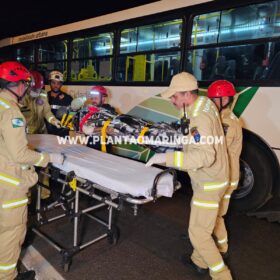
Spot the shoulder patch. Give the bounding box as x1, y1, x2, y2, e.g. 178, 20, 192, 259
12, 117, 25, 128
36, 98, 44, 106
191, 127, 201, 143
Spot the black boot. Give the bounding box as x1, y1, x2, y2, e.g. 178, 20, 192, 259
181, 254, 208, 274
15, 270, 36, 280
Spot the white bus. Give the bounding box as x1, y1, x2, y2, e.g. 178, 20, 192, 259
0, 0, 279, 212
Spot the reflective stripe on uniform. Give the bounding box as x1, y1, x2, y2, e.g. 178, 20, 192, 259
48, 116, 55, 123
230, 181, 239, 187
218, 238, 227, 244
193, 200, 219, 209
0, 262, 17, 271
192, 97, 205, 117
0, 98, 10, 109
2, 198, 28, 209
34, 153, 45, 166
0, 172, 20, 186
50, 105, 61, 109
224, 194, 231, 199
39, 93, 47, 97
174, 151, 183, 168
209, 261, 225, 273
203, 181, 228, 191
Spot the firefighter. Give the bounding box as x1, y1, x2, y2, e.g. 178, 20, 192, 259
23, 70, 61, 134
46, 70, 73, 137
207, 80, 242, 256
85, 85, 116, 113
146, 72, 232, 280
0, 61, 64, 280
86, 86, 116, 152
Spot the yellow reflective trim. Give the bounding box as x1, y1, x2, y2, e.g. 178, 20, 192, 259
192, 96, 205, 117
0, 262, 17, 271
101, 120, 111, 153
2, 198, 28, 209
0, 98, 10, 109
39, 93, 47, 97
138, 127, 149, 144
174, 151, 183, 168
203, 181, 228, 191
193, 200, 219, 209
209, 261, 225, 273
218, 238, 227, 244
224, 194, 231, 199
0, 172, 20, 186
34, 153, 45, 166
230, 181, 239, 187
48, 116, 55, 123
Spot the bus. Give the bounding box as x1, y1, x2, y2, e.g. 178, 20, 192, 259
0, 0, 279, 213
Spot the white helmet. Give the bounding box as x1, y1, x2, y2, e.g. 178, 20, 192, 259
48, 70, 64, 82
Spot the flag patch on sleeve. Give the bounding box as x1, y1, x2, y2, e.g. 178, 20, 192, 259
12, 117, 24, 128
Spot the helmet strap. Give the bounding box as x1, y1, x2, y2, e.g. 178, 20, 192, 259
5, 85, 29, 103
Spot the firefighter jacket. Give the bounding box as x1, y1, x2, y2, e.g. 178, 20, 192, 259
23, 91, 58, 134
166, 96, 229, 188
0, 91, 50, 213
221, 107, 242, 188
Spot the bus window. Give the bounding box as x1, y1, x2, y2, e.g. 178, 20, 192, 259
188, 41, 280, 81
192, 1, 280, 47
0, 47, 14, 63
118, 19, 182, 82
117, 51, 180, 82
15, 45, 34, 68
220, 1, 280, 43
120, 20, 182, 53
191, 12, 220, 46
71, 33, 113, 81
37, 40, 67, 62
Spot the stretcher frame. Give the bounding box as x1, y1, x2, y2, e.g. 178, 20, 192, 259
31, 164, 180, 272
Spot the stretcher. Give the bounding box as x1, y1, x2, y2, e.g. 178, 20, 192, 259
27, 134, 180, 272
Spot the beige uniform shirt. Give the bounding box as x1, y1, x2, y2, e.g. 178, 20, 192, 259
166, 96, 229, 189
221, 108, 242, 188
0, 91, 50, 191
23, 91, 57, 134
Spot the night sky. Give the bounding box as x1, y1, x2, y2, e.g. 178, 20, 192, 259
0, 0, 160, 40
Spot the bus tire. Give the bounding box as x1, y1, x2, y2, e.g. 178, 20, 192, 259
230, 133, 273, 213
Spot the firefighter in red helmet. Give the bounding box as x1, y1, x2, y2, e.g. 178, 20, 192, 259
23, 70, 60, 134
86, 85, 116, 113
208, 80, 243, 257
0, 61, 64, 280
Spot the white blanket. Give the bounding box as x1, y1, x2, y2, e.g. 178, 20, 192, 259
27, 134, 174, 199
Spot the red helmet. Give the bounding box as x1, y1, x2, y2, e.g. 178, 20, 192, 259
207, 80, 236, 98
0, 61, 32, 83
90, 85, 108, 97
30, 70, 44, 90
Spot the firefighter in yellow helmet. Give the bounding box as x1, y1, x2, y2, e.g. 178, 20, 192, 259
0, 61, 64, 280
207, 80, 242, 255
23, 70, 61, 134
146, 72, 232, 280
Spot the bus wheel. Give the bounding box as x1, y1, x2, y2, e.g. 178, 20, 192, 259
230, 137, 273, 213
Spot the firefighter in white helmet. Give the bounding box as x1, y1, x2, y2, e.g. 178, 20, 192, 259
0, 61, 64, 280
46, 70, 72, 137
146, 72, 232, 280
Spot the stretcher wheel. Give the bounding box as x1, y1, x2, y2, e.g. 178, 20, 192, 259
107, 225, 120, 245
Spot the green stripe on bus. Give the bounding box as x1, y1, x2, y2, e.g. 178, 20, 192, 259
233, 87, 258, 117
